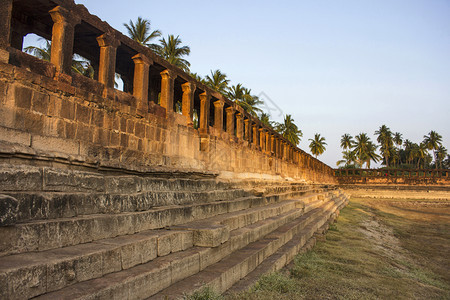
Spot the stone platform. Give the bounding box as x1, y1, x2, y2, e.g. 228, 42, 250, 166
0, 165, 348, 299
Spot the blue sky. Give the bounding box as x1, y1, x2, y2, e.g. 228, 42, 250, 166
56, 1, 450, 166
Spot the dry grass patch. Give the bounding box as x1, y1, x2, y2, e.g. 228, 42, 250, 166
227, 197, 450, 300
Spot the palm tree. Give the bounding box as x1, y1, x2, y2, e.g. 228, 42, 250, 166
416, 143, 428, 169
25, 39, 94, 79
393, 132, 403, 148
24, 39, 51, 61
436, 146, 448, 169
365, 141, 380, 169
352, 133, 380, 168
228, 84, 263, 117
205, 70, 229, 95
276, 115, 302, 146
336, 150, 357, 168
124, 17, 161, 50
423, 131, 443, 169
189, 72, 205, 84
155, 35, 191, 72
309, 134, 327, 158
340, 134, 354, 150
227, 84, 245, 101
375, 125, 393, 167
259, 112, 273, 128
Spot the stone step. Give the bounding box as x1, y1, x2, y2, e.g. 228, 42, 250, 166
150, 198, 343, 299
28, 196, 339, 300
0, 194, 267, 256
6, 188, 251, 222
227, 194, 347, 294
169, 191, 333, 248
0, 164, 230, 194
0, 195, 326, 299
0, 186, 330, 256
0, 229, 193, 299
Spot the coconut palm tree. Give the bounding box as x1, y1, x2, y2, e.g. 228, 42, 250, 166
276, 115, 302, 146
189, 72, 205, 84
375, 125, 393, 167
340, 134, 354, 150
228, 84, 263, 117
416, 143, 428, 169
124, 17, 161, 50
393, 132, 403, 148
25, 39, 94, 79
423, 131, 443, 169
309, 134, 327, 158
352, 133, 380, 168
259, 112, 273, 128
336, 150, 357, 168
436, 145, 448, 169
154, 35, 191, 72
24, 39, 51, 61
205, 70, 229, 95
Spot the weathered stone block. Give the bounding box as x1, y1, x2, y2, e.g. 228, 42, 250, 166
0, 164, 43, 191
75, 123, 90, 141
0, 125, 31, 146
0, 80, 7, 104
193, 224, 230, 247
60, 99, 75, 120
75, 103, 90, 124
0, 194, 18, 226
119, 117, 127, 132
110, 131, 120, 146
91, 109, 104, 127
11, 84, 32, 109
32, 135, 79, 156
47, 95, 61, 116
31, 91, 49, 114
120, 133, 128, 148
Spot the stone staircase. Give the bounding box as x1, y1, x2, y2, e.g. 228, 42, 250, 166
0, 165, 348, 299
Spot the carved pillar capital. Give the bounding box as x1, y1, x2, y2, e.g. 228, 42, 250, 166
132, 53, 153, 114
182, 82, 195, 125
160, 69, 175, 115
199, 92, 210, 134
49, 6, 81, 26
49, 6, 81, 76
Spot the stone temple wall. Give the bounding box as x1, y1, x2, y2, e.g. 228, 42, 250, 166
0, 0, 335, 183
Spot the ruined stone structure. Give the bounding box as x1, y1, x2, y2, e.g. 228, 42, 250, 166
0, 0, 347, 299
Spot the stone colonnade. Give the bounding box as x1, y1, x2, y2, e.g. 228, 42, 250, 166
0, 0, 335, 180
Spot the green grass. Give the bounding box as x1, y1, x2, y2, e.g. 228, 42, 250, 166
227, 198, 450, 300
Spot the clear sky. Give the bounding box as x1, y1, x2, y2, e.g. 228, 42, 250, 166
71, 0, 450, 167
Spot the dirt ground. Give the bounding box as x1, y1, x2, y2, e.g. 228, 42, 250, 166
228, 195, 450, 300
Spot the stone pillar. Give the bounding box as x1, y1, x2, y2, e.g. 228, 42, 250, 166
252, 124, 258, 147
181, 82, 195, 125
265, 132, 271, 154
0, 0, 13, 49
132, 53, 152, 114
49, 6, 81, 75
160, 69, 175, 114
96, 34, 120, 88
199, 92, 210, 134
244, 119, 250, 141
236, 112, 244, 140
271, 135, 276, 155
226, 106, 235, 136
213, 100, 224, 131
283, 142, 288, 160
259, 128, 265, 151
